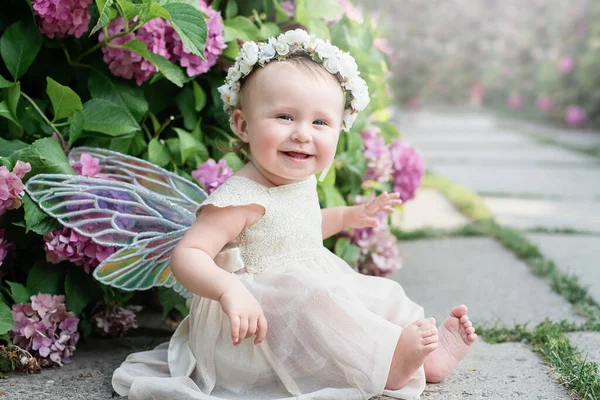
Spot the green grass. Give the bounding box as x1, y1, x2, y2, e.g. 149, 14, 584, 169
391, 223, 486, 241
526, 227, 600, 236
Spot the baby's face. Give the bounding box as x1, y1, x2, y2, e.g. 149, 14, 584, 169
234, 61, 345, 185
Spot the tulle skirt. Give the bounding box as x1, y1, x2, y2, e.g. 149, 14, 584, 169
112, 247, 426, 400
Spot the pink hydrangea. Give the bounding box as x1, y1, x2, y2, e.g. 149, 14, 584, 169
361, 126, 393, 183
32, 0, 92, 39
192, 159, 233, 194
373, 38, 394, 58
565, 105, 586, 127
507, 94, 523, 110
70, 153, 106, 178
92, 304, 143, 337
100, 18, 171, 86
10, 294, 79, 367
389, 141, 424, 202
44, 227, 116, 274
0, 161, 32, 216
326, 0, 364, 24
536, 95, 554, 113
558, 55, 575, 74
169, 1, 226, 76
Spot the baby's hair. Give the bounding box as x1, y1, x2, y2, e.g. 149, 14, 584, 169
223, 51, 344, 161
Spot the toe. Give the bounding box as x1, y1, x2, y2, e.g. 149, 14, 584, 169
466, 326, 475, 335
463, 320, 473, 329
416, 317, 436, 327
467, 333, 477, 343
423, 335, 438, 345
450, 304, 468, 319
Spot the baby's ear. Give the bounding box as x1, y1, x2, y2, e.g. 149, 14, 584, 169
232, 109, 249, 143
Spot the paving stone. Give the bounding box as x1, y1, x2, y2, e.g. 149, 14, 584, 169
421, 342, 571, 399
525, 233, 600, 303
392, 189, 470, 231
421, 145, 600, 166
484, 197, 600, 232
427, 164, 600, 199
396, 111, 497, 131
403, 130, 532, 146
4, 337, 168, 400
393, 237, 584, 326
566, 332, 600, 367
505, 119, 600, 149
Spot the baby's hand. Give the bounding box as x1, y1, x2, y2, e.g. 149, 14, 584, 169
219, 281, 268, 346
347, 192, 403, 229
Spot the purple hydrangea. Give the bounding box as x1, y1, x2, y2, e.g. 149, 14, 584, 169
32, 0, 92, 39
92, 303, 143, 337
100, 18, 171, 86
43, 227, 116, 274
10, 294, 79, 367
558, 55, 575, 74
281, 0, 295, 17
192, 159, 233, 194
361, 126, 393, 183
0, 161, 32, 216
389, 141, 424, 202
169, 0, 226, 77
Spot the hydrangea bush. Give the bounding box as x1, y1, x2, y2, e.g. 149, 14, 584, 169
0, 0, 422, 373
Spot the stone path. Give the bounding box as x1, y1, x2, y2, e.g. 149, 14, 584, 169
389, 110, 600, 399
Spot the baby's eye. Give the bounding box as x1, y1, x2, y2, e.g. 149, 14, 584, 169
313, 119, 328, 126
278, 114, 293, 121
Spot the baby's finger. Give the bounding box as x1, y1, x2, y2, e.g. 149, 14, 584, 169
246, 316, 258, 338
238, 316, 248, 345
255, 315, 268, 345
383, 206, 394, 213
364, 217, 379, 227
229, 314, 240, 344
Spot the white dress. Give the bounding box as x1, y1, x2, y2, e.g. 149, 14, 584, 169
112, 175, 426, 400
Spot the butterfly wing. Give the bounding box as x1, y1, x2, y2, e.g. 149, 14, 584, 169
68, 147, 207, 215
94, 230, 192, 297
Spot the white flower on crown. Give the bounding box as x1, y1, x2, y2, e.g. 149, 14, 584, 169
218, 29, 370, 132
284, 29, 311, 45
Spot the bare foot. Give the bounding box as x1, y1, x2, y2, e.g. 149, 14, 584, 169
385, 318, 438, 390
424, 305, 477, 383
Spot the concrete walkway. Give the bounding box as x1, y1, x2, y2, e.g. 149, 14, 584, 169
389, 110, 600, 399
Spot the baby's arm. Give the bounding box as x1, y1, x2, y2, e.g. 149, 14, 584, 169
170, 204, 267, 345
321, 192, 402, 239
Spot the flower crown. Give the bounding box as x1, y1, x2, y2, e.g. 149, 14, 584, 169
218, 29, 370, 132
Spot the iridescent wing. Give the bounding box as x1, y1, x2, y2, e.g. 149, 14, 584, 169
68, 147, 207, 214
25, 174, 196, 296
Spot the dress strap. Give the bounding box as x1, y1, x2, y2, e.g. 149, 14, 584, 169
196, 175, 270, 216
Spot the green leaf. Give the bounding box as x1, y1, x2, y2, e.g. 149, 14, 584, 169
334, 237, 360, 267
22, 193, 61, 235
65, 268, 99, 316
6, 282, 31, 304
121, 39, 154, 64
220, 152, 244, 171
26, 263, 66, 296
46, 77, 83, 121
3, 82, 21, 126
317, 183, 346, 208
221, 39, 239, 60
0, 75, 14, 88
68, 111, 85, 145
88, 72, 148, 122
173, 128, 208, 163
163, 3, 207, 58
258, 22, 281, 40
175, 86, 197, 130
0, 21, 42, 80
192, 80, 206, 112
272, 0, 291, 23
0, 137, 28, 157
225, 0, 238, 19
82, 98, 140, 136
0, 302, 14, 336
91, 0, 116, 36
158, 287, 189, 319
11, 137, 74, 175
223, 16, 261, 42
150, 53, 186, 87
0, 101, 19, 125
148, 138, 171, 167
306, 18, 330, 40
296, 0, 341, 22
320, 162, 336, 185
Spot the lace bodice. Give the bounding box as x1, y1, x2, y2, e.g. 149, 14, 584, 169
197, 175, 323, 273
